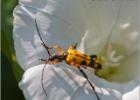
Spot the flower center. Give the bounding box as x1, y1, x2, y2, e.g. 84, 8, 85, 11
101, 44, 124, 67
97, 43, 130, 82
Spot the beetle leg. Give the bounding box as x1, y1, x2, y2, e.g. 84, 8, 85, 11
73, 43, 77, 49
51, 45, 64, 55
68, 43, 78, 50
52, 59, 59, 64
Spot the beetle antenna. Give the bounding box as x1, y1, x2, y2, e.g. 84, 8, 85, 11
79, 68, 100, 100
35, 17, 51, 59
41, 59, 52, 97
35, 17, 51, 97
41, 62, 48, 97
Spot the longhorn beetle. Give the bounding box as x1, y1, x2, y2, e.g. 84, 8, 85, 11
35, 18, 102, 100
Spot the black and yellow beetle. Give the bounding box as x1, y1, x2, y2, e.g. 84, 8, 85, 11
35, 18, 102, 100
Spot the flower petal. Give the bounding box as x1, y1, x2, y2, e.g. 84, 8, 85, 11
92, 0, 139, 83
13, 0, 139, 99
19, 63, 122, 100
14, 0, 139, 76
13, 1, 85, 70
123, 86, 140, 100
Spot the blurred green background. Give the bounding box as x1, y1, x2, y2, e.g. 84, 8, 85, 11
2, 0, 25, 99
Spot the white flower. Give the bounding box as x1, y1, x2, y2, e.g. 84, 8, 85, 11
13, 0, 139, 100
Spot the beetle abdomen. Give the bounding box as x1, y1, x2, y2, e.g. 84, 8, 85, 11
66, 49, 90, 66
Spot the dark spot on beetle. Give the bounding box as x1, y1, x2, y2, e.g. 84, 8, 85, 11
81, 60, 87, 65
73, 58, 76, 61
83, 54, 88, 57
